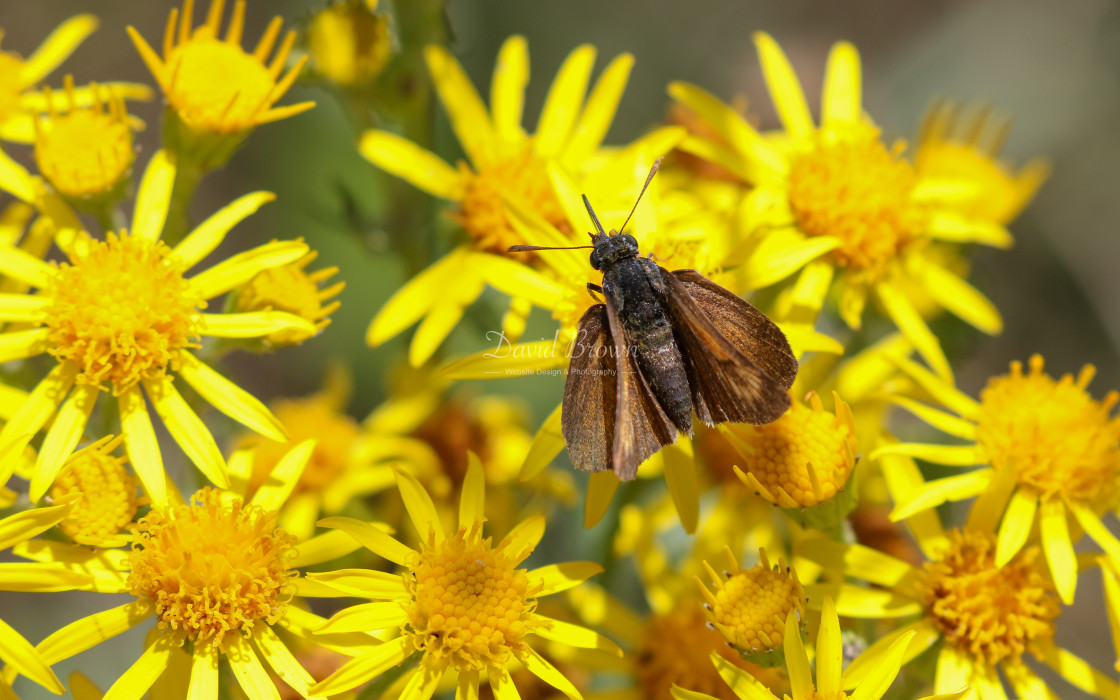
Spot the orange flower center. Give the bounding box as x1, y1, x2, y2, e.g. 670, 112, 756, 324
49, 439, 140, 546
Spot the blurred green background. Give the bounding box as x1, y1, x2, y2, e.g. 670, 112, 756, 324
1, 0, 1118, 697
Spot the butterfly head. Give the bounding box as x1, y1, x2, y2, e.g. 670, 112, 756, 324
589, 231, 639, 271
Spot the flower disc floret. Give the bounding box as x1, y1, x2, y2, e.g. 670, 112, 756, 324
731, 392, 857, 508
787, 125, 924, 281
698, 548, 804, 655
455, 149, 569, 256
49, 438, 140, 546
45, 232, 201, 391
920, 529, 1058, 666
233, 249, 341, 347
127, 487, 296, 646
975, 355, 1120, 506
405, 526, 539, 671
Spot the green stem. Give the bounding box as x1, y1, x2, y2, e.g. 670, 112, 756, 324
162, 158, 204, 247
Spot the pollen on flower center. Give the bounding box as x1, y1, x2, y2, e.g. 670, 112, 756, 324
699, 548, 804, 655
729, 392, 857, 508
45, 232, 201, 392
49, 437, 141, 546
34, 80, 135, 199
975, 355, 1120, 506
635, 604, 780, 700
919, 529, 1059, 666
166, 32, 275, 134
127, 487, 296, 646
455, 149, 570, 257
787, 125, 923, 279
405, 526, 538, 671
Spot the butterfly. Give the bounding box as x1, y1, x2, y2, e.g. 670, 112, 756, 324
510, 158, 797, 479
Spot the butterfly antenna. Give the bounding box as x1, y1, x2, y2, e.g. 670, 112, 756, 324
508, 244, 594, 253
582, 194, 606, 238
618, 157, 664, 236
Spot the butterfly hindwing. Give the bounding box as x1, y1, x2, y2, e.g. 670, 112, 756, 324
662, 268, 792, 426
561, 304, 617, 474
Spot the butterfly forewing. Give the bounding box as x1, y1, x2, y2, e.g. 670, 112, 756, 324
662, 268, 792, 426
671, 269, 798, 389
561, 305, 617, 474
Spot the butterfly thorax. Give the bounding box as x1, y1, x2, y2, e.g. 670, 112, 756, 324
601, 254, 694, 436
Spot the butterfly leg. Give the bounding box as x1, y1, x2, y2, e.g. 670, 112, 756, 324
586, 282, 604, 302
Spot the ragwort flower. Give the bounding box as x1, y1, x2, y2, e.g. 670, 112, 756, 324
20, 441, 371, 700
0, 151, 315, 507
875, 354, 1120, 604
306, 461, 614, 699
670, 34, 1010, 380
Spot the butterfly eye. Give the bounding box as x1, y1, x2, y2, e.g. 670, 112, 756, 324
589, 249, 602, 270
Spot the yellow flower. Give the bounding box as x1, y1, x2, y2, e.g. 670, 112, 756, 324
0, 498, 90, 697
128, 0, 315, 166
48, 435, 143, 548
20, 441, 371, 700
915, 102, 1049, 225
0, 150, 316, 508
696, 547, 804, 662
365, 36, 689, 366
671, 598, 970, 700
797, 452, 1117, 699
305, 0, 392, 87
875, 354, 1120, 605
723, 390, 858, 529
670, 34, 1010, 380
0, 15, 151, 144
231, 247, 344, 348
33, 76, 138, 204
307, 462, 614, 698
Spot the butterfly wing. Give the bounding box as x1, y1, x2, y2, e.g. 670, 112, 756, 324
662, 268, 793, 426
561, 304, 617, 474
671, 269, 798, 389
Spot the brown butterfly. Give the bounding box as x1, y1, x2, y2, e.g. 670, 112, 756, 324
510, 159, 797, 480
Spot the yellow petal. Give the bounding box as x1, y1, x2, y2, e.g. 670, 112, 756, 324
1070, 501, 1120, 563
250, 438, 315, 512
1037, 646, 1119, 699
317, 517, 413, 567
0, 238, 55, 289
466, 252, 566, 309
797, 539, 921, 590
399, 663, 443, 700
662, 442, 699, 534
535, 44, 596, 157
359, 130, 464, 201
68, 672, 103, 700
889, 469, 991, 521
143, 376, 229, 490
102, 639, 173, 700
28, 383, 97, 502
0, 293, 50, 322
870, 442, 984, 467
674, 134, 755, 182
584, 471, 619, 528
132, 150, 176, 241
457, 671, 480, 700
821, 41, 861, 127
177, 352, 287, 442
887, 397, 977, 440
927, 211, 1013, 249
874, 280, 953, 381
367, 248, 474, 347
912, 259, 1002, 334
0, 498, 75, 550
291, 529, 363, 568
394, 465, 446, 543
0, 618, 62, 693
19, 15, 99, 86
309, 636, 413, 696
520, 403, 565, 481
532, 616, 622, 656
409, 295, 470, 367
0, 363, 76, 484
199, 311, 317, 338
488, 667, 519, 700
843, 620, 939, 690
0, 562, 91, 592
304, 569, 406, 599
753, 32, 815, 140
459, 451, 486, 529
226, 634, 279, 700
849, 632, 914, 700
490, 36, 529, 146
171, 192, 276, 270
189, 239, 310, 300
564, 52, 634, 163
0, 327, 50, 364
806, 582, 923, 618
745, 235, 840, 290
38, 603, 153, 667
932, 643, 972, 696
424, 45, 495, 167
531, 561, 603, 597
783, 609, 812, 700
815, 598, 843, 697
251, 624, 321, 700
441, 341, 566, 380
890, 355, 980, 419
521, 646, 582, 700
1039, 498, 1077, 605
119, 385, 169, 507
317, 601, 409, 635
995, 488, 1037, 567
497, 514, 546, 562
186, 641, 219, 700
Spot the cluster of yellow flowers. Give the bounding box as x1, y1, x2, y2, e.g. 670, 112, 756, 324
0, 2, 1114, 700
